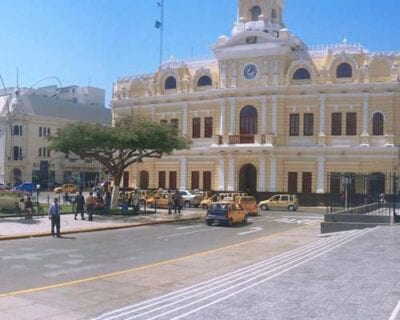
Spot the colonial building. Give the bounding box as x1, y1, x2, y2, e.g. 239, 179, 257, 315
0, 85, 111, 189
112, 0, 400, 202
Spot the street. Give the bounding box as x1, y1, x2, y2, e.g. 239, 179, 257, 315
1, 210, 400, 320
0, 210, 323, 293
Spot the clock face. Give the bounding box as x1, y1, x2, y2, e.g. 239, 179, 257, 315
243, 64, 258, 80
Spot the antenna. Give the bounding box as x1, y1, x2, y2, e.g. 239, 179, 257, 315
16, 67, 19, 88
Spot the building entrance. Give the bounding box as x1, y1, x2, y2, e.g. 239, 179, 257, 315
239, 164, 257, 196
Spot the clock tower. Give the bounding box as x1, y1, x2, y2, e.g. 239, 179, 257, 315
237, 0, 284, 33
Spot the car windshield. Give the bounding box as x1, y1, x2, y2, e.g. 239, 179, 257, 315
211, 203, 228, 210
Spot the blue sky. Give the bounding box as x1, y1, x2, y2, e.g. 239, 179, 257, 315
0, 0, 399, 105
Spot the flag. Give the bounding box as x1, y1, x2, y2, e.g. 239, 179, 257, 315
155, 20, 162, 29
157, 1, 162, 7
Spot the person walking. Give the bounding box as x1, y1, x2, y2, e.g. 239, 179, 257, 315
24, 196, 33, 219
48, 198, 62, 237
74, 191, 85, 220
132, 190, 141, 215
173, 190, 182, 215
85, 191, 96, 221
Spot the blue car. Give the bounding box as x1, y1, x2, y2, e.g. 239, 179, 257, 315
15, 182, 36, 193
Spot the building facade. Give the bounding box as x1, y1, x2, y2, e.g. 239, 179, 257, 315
0, 86, 111, 189
112, 0, 400, 202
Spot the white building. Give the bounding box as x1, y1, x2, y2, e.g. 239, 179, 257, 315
0, 85, 111, 189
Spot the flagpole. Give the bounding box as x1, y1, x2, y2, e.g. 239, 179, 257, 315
159, 0, 164, 66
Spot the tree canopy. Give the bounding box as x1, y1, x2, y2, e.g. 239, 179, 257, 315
48, 117, 191, 207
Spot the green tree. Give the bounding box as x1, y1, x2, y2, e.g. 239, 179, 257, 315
48, 118, 191, 208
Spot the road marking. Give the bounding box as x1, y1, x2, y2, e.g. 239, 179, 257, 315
0, 224, 315, 298
176, 225, 202, 230
237, 227, 263, 236
389, 299, 400, 320
273, 218, 321, 225
157, 228, 216, 239
91, 228, 373, 320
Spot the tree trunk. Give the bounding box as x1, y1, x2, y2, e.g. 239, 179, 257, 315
110, 173, 123, 209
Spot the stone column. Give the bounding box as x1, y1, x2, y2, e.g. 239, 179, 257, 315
182, 103, 188, 136
270, 155, 277, 192
229, 97, 236, 135
360, 93, 370, 147
318, 94, 326, 146
362, 93, 369, 134
271, 95, 278, 134
219, 99, 226, 136
316, 156, 325, 194
217, 158, 225, 191
228, 157, 235, 191
258, 156, 266, 192
179, 156, 187, 190
261, 96, 267, 135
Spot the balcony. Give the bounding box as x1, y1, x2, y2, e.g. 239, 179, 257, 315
229, 135, 255, 145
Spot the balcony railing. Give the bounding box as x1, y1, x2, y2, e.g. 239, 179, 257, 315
229, 135, 255, 144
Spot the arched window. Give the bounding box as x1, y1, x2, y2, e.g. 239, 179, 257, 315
250, 6, 262, 21
13, 125, 19, 136
293, 68, 311, 80
336, 63, 352, 78
197, 75, 212, 87
240, 106, 258, 135
39, 127, 42, 137
372, 112, 384, 136
165, 76, 177, 90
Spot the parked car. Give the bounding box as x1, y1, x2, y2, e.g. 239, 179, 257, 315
234, 195, 258, 216
14, 182, 36, 193
0, 183, 6, 191
146, 192, 173, 209
200, 194, 218, 210
258, 194, 299, 211
206, 201, 248, 226
178, 190, 202, 208
54, 184, 77, 194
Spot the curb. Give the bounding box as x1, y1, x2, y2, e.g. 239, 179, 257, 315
0, 215, 205, 241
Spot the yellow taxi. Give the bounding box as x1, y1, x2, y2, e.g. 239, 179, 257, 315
258, 194, 299, 211
146, 192, 173, 209
54, 184, 77, 194
234, 195, 258, 216
206, 201, 248, 226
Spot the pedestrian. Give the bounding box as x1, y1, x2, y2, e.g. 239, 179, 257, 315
173, 190, 182, 215
74, 191, 86, 220
85, 191, 96, 221
132, 190, 140, 215
48, 198, 62, 237
121, 193, 129, 216
104, 191, 111, 211
24, 196, 33, 219
95, 193, 105, 214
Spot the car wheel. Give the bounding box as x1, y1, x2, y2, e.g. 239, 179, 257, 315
184, 200, 191, 208
288, 205, 295, 211
261, 204, 268, 211
201, 204, 208, 210
206, 220, 213, 226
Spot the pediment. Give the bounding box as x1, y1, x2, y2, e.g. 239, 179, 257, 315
214, 30, 277, 50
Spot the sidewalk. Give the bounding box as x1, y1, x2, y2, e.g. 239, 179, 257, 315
0, 210, 205, 241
